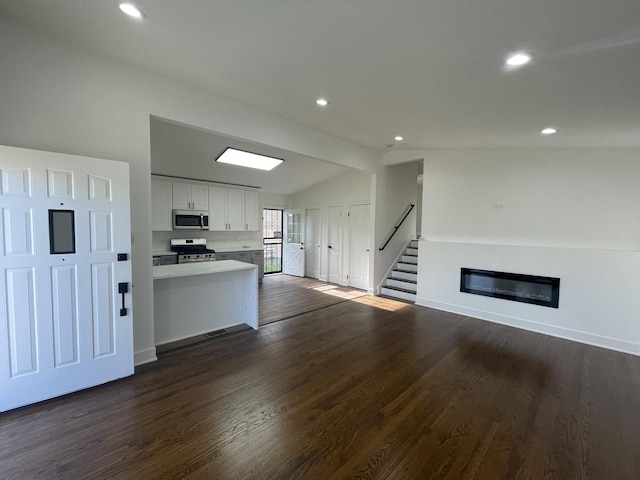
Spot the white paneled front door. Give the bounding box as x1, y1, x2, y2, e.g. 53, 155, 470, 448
0, 145, 133, 412
328, 206, 343, 284
283, 209, 305, 277
348, 204, 371, 290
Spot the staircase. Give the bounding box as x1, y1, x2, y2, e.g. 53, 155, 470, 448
380, 240, 418, 302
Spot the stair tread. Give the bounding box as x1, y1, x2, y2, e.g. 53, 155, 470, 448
382, 285, 417, 294
393, 269, 416, 273
389, 278, 417, 284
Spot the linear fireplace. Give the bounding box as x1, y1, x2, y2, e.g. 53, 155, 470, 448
460, 268, 560, 308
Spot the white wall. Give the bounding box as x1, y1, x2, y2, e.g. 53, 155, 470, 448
0, 19, 380, 365
260, 192, 290, 210
152, 230, 262, 253
290, 170, 372, 283
414, 148, 640, 355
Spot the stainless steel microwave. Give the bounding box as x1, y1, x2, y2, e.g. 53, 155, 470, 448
172, 209, 209, 230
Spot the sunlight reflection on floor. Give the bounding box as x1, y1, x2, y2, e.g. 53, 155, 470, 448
307, 283, 410, 311
308, 284, 365, 300
352, 295, 409, 312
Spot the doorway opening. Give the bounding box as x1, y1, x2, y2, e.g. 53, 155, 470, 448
263, 208, 283, 274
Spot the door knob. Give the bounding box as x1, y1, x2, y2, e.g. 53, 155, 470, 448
328, 245, 332, 249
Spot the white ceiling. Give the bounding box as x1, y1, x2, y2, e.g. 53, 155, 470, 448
150, 117, 352, 195
1, 0, 639, 151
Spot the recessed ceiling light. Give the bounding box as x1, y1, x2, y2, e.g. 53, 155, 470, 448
506, 52, 532, 67
118, 3, 145, 19
540, 127, 557, 135
216, 148, 283, 171
316, 98, 329, 107
394, 136, 404, 142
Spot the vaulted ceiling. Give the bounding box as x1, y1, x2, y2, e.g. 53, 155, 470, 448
150, 117, 352, 195
2, 0, 639, 151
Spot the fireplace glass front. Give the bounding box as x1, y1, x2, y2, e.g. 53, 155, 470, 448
460, 268, 560, 308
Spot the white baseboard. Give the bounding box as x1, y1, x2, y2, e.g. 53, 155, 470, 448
367, 288, 374, 295
416, 297, 640, 356
134, 347, 158, 366
319, 275, 328, 282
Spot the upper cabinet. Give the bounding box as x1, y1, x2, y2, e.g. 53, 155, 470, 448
151, 175, 259, 232
226, 188, 245, 231
244, 190, 260, 231
151, 179, 173, 231
209, 186, 260, 231
172, 182, 208, 210
208, 185, 228, 231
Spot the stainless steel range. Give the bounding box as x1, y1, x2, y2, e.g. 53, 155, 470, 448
170, 238, 216, 263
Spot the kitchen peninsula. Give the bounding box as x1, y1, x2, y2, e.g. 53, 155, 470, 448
153, 260, 258, 345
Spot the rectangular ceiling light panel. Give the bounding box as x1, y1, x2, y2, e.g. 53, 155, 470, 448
216, 148, 283, 171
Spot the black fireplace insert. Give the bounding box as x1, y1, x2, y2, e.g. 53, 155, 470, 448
460, 268, 560, 308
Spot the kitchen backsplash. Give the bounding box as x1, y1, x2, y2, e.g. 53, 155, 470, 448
152, 230, 262, 252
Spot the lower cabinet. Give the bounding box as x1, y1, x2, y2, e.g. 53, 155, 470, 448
217, 250, 264, 282
251, 250, 264, 280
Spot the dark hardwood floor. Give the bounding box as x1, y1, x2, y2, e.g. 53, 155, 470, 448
1, 276, 639, 479
258, 274, 367, 325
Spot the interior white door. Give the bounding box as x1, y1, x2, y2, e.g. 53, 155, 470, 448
328, 206, 343, 284
304, 208, 321, 279
348, 204, 371, 290
0, 145, 133, 412
283, 209, 305, 277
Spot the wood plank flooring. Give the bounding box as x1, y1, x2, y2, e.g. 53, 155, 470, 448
259, 274, 367, 325
1, 277, 640, 479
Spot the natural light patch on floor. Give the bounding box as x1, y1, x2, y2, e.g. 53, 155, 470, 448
352, 295, 409, 312
308, 284, 367, 300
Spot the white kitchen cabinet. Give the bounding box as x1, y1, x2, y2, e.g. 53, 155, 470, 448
244, 190, 260, 231
208, 185, 228, 231
209, 186, 259, 231
151, 179, 173, 231
208, 185, 243, 231
226, 188, 245, 230
172, 181, 208, 210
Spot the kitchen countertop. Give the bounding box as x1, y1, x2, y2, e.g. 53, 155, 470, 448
153, 260, 256, 280
152, 250, 177, 256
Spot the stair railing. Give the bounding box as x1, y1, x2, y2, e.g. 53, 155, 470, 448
378, 203, 415, 251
